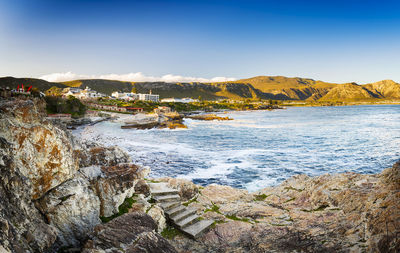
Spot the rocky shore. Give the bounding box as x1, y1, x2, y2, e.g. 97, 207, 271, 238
0, 98, 399, 252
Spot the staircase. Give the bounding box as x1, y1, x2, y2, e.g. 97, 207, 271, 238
149, 182, 214, 238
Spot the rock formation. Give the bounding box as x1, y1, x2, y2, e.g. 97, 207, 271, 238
0, 98, 173, 252
161, 163, 400, 252
82, 212, 177, 253
0, 97, 399, 253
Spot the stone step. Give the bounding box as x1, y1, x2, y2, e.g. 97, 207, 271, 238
182, 219, 214, 238
153, 194, 181, 203
171, 208, 197, 223
176, 214, 199, 228
165, 205, 186, 217
159, 201, 180, 211
151, 189, 179, 196
148, 182, 170, 191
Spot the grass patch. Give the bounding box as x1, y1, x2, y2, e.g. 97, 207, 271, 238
148, 198, 156, 204
145, 178, 161, 183
161, 225, 183, 240
204, 203, 221, 214
254, 193, 269, 201
225, 214, 250, 223
182, 196, 198, 206
284, 186, 303, 192
301, 204, 329, 213
284, 197, 296, 203
100, 195, 136, 223
270, 223, 286, 227
146, 204, 155, 213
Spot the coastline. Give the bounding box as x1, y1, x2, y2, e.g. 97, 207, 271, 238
0, 98, 399, 252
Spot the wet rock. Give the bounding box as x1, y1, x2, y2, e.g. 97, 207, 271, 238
82, 212, 177, 253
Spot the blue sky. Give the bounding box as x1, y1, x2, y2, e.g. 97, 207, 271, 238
1, 0, 400, 83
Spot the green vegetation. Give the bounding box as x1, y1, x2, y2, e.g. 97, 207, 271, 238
45, 95, 86, 117
284, 186, 304, 192
204, 203, 221, 214
301, 204, 329, 213
225, 214, 250, 223
254, 193, 269, 201
100, 196, 136, 223
182, 196, 198, 207
161, 225, 183, 239
284, 197, 296, 203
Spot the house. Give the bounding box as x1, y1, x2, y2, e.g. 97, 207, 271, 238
63, 87, 106, 99
125, 107, 144, 113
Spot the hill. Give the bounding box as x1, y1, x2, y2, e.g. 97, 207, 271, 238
318, 83, 380, 101
364, 80, 400, 99
0, 77, 68, 91
1, 75, 400, 102
227, 76, 337, 100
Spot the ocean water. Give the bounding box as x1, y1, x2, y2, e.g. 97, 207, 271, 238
74, 105, 400, 192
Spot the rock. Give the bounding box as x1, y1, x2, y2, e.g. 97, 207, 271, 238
134, 179, 151, 197
159, 178, 200, 201
0, 99, 78, 200
76, 142, 132, 168
35, 175, 101, 246
0, 99, 149, 251
147, 205, 167, 232
166, 162, 400, 253
82, 212, 177, 253
93, 163, 148, 217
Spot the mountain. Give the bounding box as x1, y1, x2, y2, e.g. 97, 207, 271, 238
1, 76, 400, 101
318, 83, 380, 101
227, 76, 337, 100
364, 80, 400, 99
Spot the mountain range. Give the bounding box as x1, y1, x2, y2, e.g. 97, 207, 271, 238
1, 76, 400, 101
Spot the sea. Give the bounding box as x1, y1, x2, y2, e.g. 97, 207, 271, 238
73, 105, 400, 192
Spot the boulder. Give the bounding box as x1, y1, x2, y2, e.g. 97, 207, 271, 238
82, 212, 177, 253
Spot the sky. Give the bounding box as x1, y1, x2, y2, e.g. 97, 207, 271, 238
1, 0, 400, 83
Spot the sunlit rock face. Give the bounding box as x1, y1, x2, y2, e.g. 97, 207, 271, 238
0, 98, 149, 251
0, 99, 78, 200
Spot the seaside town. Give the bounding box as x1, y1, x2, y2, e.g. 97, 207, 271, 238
0, 84, 239, 130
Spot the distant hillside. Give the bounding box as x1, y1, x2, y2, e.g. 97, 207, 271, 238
0, 77, 67, 90
319, 83, 380, 101
1, 75, 400, 101
364, 80, 400, 99
62, 79, 134, 95
227, 76, 337, 100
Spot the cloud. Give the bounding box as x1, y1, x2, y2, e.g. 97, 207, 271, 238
39, 72, 237, 83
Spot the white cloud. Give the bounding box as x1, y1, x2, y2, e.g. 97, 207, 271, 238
39, 72, 237, 83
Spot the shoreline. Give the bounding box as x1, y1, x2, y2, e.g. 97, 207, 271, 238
0, 98, 399, 252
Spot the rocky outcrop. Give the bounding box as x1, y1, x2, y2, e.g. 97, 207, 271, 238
0, 98, 152, 251
82, 212, 177, 253
166, 162, 400, 252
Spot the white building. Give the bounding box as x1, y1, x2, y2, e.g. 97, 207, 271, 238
111, 91, 159, 102
63, 87, 106, 99
161, 98, 199, 103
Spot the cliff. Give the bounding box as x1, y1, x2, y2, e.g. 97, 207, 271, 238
0, 98, 175, 252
